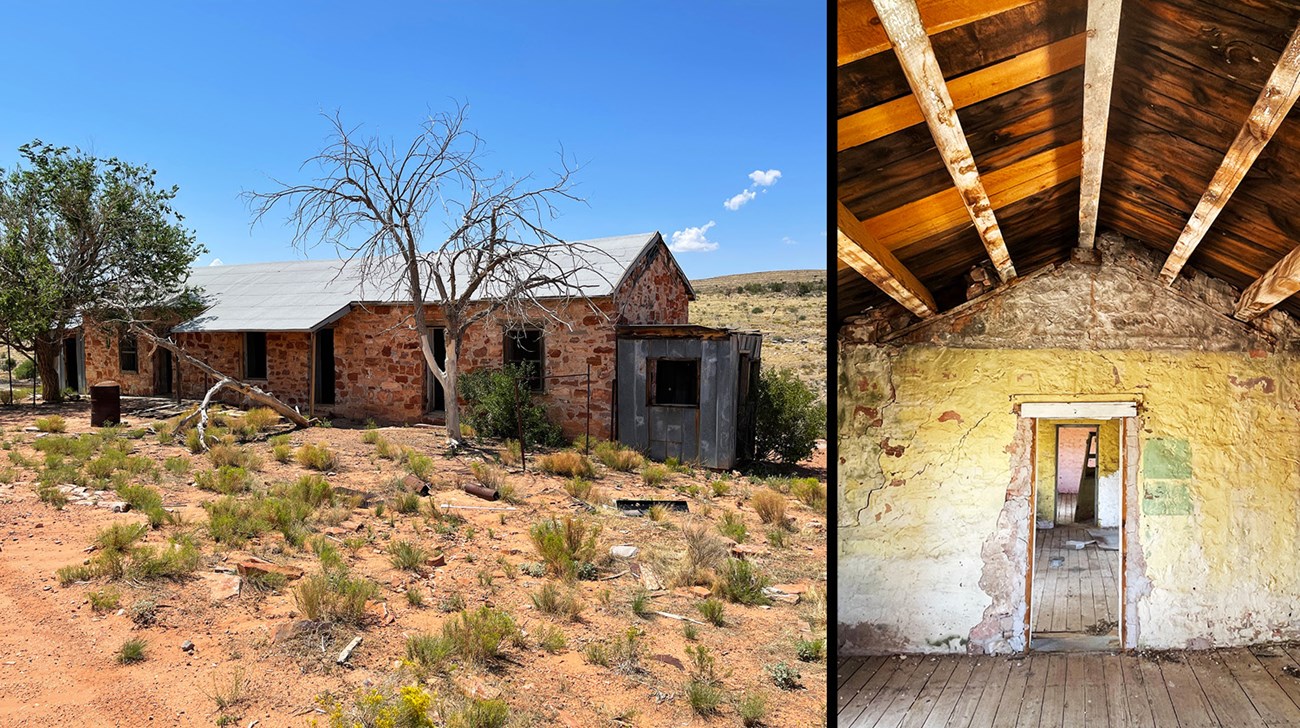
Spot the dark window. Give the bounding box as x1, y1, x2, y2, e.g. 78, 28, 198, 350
504, 328, 544, 391
245, 332, 268, 379
651, 359, 699, 406
119, 335, 138, 373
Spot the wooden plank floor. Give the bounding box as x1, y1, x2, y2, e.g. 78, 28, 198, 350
838, 648, 1300, 727
1033, 523, 1118, 634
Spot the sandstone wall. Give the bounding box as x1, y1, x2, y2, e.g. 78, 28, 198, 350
840, 234, 1300, 655
614, 239, 692, 325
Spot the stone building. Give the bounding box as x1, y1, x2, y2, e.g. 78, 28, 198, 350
70, 232, 702, 442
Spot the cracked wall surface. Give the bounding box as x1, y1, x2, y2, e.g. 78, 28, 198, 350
839, 235, 1300, 654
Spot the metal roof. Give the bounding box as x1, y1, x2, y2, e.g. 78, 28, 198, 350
173, 232, 671, 333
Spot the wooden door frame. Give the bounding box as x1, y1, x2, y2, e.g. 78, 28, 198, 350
1021, 402, 1139, 652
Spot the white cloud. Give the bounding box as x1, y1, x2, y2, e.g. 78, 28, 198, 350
782, 236, 798, 246
748, 169, 782, 187
209, 258, 224, 266
723, 189, 756, 211
670, 221, 719, 253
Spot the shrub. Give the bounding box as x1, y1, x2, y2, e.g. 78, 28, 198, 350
563, 477, 593, 501
698, 598, 726, 626
243, 569, 288, 592
88, 587, 121, 612
406, 633, 455, 675
537, 624, 566, 653
630, 588, 651, 617
35, 416, 67, 433
767, 529, 789, 549
738, 691, 769, 726
683, 622, 699, 641
587, 626, 644, 674
404, 451, 434, 480
470, 461, 505, 491
500, 439, 521, 467
296, 443, 338, 471
717, 511, 747, 543
593, 441, 644, 472
195, 466, 255, 495
13, 359, 35, 380
796, 637, 826, 662
293, 570, 378, 624
272, 443, 293, 463
280, 473, 334, 507
37, 483, 69, 508
406, 587, 425, 607
535, 451, 595, 479
751, 490, 787, 526
641, 464, 669, 486
754, 368, 824, 464
128, 534, 202, 580
675, 522, 728, 587
766, 661, 801, 690
207, 444, 262, 471
388, 540, 428, 572
790, 478, 826, 512
117, 638, 147, 665
361, 429, 381, 445
439, 606, 521, 665
447, 698, 509, 728
204, 496, 269, 546
115, 483, 170, 528
458, 364, 563, 446
717, 558, 772, 605
531, 581, 583, 620
243, 407, 279, 431
685, 679, 724, 716
529, 517, 600, 580
96, 522, 148, 554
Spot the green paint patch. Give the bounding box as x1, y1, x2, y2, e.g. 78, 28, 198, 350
1143, 438, 1191, 480
1143, 482, 1193, 516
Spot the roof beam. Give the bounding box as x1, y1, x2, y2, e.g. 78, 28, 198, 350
1159, 24, 1300, 284
873, 0, 1017, 282
1234, 245, 1300, 321
837, 201, 937, 318
839, 34, 1087, 151
839, 0, 1036, 67
860, 140, 1082, 253
1077, 0, 1123, 250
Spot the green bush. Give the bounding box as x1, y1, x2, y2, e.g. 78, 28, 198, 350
528, 517, 600, 581
292, 569, 378, 624
458, 364, 563, 447
717, 558, 772, 606
13, 359, 35, 380
754, 368, 824, 464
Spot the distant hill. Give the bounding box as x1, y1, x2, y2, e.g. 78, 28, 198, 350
691, 269, 825, 295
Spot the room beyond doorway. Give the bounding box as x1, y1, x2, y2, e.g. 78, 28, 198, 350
1032, 421, 1121, 652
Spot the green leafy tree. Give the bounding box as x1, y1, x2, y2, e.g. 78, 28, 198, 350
754, 368, 825, 464
0, 142, 203, 401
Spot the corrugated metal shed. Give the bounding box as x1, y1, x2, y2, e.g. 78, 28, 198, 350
174, 231, 675, 333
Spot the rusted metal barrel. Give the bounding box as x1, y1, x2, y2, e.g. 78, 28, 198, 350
90, 381, 121, 427
462, 482, 500, 501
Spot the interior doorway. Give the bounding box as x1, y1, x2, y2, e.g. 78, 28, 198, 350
424, 328, 447, 413
153, 348, 173, 396
1031, 420, 1122, 652
314, 329, 335, 405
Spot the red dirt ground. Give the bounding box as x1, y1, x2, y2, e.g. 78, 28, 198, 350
0, 401, 827, 727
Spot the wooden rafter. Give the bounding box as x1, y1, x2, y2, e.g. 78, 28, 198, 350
1159, 24, 1300, 284
857, 140, 1082, 253
873, 0, 1017, 282
1077, 0, 1123, 250
839, 34, 1087, 151
838, 0, 1035, 67
837, 201, 937, 318
1234, 245, 1300, 321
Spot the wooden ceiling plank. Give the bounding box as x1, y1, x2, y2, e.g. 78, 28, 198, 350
864, 140, 1083, 251
1077, 0, 1123, 249
873, 0, 1018, 282
1234, 244, 1300, 320
837, 201, 938, 317
839, 0, 1037, 67
839, 33, 1087, 151
1158, 22, 1300, 284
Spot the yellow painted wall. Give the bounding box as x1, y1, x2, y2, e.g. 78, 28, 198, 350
840, 345, 1300, 652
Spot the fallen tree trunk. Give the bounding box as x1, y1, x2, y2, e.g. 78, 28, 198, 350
127, 323, 311, 429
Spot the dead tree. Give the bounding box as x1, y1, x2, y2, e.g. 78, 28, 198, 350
248, 106, 612, 445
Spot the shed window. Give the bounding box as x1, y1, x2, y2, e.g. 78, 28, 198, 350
245, 332, 268, 379
504, 328, 544, 391
119, 335, 138, 373
651, 358, 699, 406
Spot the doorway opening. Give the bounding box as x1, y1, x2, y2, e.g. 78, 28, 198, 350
424, 328, 447, 413
315, 329, 335, 405
1031, 420, 1122, 652
154, 348, 173, 396
62, 336, 82, 393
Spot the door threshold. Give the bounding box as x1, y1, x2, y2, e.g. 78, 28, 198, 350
1031, 632, 1120, 653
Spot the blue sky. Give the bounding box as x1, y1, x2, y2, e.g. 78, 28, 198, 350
0, 2, 826, 279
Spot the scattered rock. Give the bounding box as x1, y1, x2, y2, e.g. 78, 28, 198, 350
426, 553, 446, 568
688, 586, 712, 598
731, 544, 763, 559
202, 573, 241, 602
181, 640, 195, 653
236, 557, 304, 581
761, 586, 800, 604
270, 620, 313, 644
452, 674, 501, 701
336, 636, 362, 664
640, 564, 663, 591
610, 545, 639, 559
